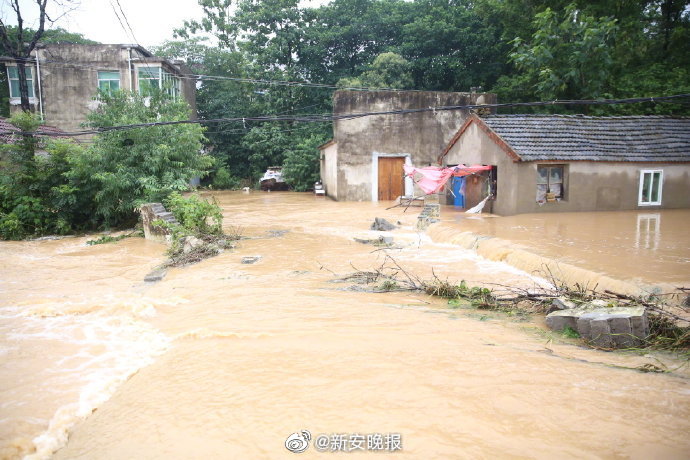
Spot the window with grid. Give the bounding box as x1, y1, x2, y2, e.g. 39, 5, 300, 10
97, 70, 120, 94
138, 66, 161, 97
7, 66, 35, 98
638, 170, 663, 206
536, 165, 564, 203
161, 70, 180, 99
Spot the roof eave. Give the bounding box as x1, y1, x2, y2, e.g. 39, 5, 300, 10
438, 114, 522, 164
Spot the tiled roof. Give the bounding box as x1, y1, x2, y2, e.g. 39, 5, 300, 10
0, 117, 70, 146
480, 115, 690, 162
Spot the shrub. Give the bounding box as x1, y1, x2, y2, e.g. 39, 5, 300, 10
164, 192, 223, 236
212, 166, 241, 189
81, 90, 212, 227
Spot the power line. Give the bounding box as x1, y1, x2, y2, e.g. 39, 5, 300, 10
7, 55, 418, 92
4, 93, 690, 138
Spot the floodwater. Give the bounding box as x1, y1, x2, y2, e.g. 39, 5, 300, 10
431, 208, 690, 296
0, 192, 688, 459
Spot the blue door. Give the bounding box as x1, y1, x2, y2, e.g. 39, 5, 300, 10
452, 177, 465, 207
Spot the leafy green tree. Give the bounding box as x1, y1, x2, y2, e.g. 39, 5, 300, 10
338, 52, 413, 89
397, 0, 504, 91
282, 131, 328, 191
79, 91, 212, 226
508, 4, 618, 101
174, 0, 236, 49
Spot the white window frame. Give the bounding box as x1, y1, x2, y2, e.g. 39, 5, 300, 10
638, 169, 663, 206
97, 70, 121, 94
6, 64, 36, 100
135, 64, 180, 99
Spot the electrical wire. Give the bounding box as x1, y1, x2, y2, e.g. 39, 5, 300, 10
3, 93, 689, 138
6, 55, 418, 92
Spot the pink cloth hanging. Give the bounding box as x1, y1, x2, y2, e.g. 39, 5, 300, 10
403, 164, 492, 195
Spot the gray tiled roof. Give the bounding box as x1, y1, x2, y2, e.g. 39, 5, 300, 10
481, 115, 690, 162
0, 117, 69, 147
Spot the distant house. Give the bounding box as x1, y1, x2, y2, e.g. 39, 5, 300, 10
439, 114, 690, 215
1, 44, 197, 132
319, 90, 495, 201
0, 116, 69, 159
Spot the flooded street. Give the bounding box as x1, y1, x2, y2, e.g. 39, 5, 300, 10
431, 208, 690, 295
1, 192, 689, 459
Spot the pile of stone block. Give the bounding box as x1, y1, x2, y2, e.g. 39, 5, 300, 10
545, 298, 649, 348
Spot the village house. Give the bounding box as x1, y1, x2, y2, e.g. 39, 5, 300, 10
0, 116, 68, 159
439, 114, 690, 215
1, 44, 197, 133
319, 90, 495, 201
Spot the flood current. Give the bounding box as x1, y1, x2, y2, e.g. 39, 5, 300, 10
1, 192, 688, 459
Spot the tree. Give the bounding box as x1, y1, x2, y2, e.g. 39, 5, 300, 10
338, 52, 413, 89
507, 4, 618, 101
0, 0, 77, 111
174, 0, 236, 49
78, 91, 212, 226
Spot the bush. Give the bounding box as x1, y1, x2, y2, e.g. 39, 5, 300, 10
81, 90, 212, 227
0, 114, 88, 239
212, 166, 241, 189
164, 192, 223, 236
0, 92, 214, 240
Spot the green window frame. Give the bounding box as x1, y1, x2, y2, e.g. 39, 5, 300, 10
536, 165, 565, 203
638, 170, 663, 206
7, 65, 35, 98
97, 70, 120, 94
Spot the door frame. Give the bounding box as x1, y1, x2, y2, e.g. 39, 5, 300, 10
371, 152, 413, 202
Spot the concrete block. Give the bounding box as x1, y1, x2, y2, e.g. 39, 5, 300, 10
589, 318, 613, 348
545, 314, 577, 332
608, 316, 638, 348
547, 297, 578, 314
546, 305, 647, 349
144, 268, 167, 282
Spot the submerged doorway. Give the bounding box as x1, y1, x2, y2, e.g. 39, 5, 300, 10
377, 156, 406, 201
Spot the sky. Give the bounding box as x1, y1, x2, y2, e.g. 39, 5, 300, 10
2, 0, 207, 49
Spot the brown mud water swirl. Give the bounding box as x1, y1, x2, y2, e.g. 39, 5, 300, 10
0, 192, 688, 459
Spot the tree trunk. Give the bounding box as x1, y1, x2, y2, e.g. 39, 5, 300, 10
16, 61, 32, 112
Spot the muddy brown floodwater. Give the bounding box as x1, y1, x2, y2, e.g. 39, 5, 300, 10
1, 192, 688, 459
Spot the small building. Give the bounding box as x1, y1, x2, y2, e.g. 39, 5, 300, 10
0, 116, 70, 158
439, 114, 690, 215
319, 90, 496, 201
1, 44, 197, 132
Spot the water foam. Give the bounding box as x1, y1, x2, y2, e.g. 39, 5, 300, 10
0, 298, 172, 460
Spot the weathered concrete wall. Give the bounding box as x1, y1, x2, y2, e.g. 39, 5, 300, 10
320, 141, 338, 198
10, 45, 197, 133
514, 162, 690, 214
332, 90, 496, 201
443, 122, 520, 216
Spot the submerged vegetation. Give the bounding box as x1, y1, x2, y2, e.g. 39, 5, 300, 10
335, 255, 690, 355
157, 192, 242, 267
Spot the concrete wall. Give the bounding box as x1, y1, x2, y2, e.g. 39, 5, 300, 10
444, 122, 690, 215
514, 161, 690, 214
331, 90, 496, 201
9, 44, 196, 132
320, 141, 338, 198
